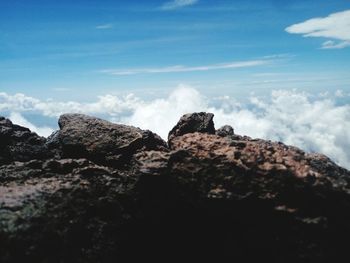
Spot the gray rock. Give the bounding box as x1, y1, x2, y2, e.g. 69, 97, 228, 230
56, 114, 167, 166
216, 125, 234, 137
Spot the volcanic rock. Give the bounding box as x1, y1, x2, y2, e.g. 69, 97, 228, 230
216, 124, 234, 137
168, 112, 215, 146
1, 112, 350, 263
0, 116, 50, 165
54, 114, 167, 166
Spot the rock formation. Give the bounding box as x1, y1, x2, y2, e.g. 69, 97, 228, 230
1, 112, 350, 262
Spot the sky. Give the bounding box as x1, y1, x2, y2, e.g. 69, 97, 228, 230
0, 0, 350, 169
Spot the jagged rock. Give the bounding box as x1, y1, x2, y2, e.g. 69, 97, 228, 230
168, 112, 215, 146
216, 124, 234, 137
55, 114, 167, 166
0, 116, 50, 165
1, 112, 350, 263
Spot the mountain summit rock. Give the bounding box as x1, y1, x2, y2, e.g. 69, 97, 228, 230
54, 113, 167, 166
1, 113, 349, 262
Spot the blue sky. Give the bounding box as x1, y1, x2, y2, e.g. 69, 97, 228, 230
1, 0, 350, 100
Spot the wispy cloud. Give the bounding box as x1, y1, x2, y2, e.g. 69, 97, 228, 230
161, 0, 199, 11
101, 60, 270, 76
95, 23, 113, 29
262, 53, 296, 59
285, 9, 350, 49
321, 40, 350, 49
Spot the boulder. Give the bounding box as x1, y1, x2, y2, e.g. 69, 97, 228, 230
55, 114, 167, 166
168, 112, 215, 146
216, 124, 234, 137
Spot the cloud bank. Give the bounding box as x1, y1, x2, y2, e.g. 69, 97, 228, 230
161, 0, 199, 10
1, 86, 349, 169
285, 9, 350, 49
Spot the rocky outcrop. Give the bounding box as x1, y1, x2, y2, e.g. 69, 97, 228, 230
1, 113, 350, 262
0, 117, 50, 165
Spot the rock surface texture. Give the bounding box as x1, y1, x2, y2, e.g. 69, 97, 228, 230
1, 112, 350, 263
168, 112, 215, 145
51, 114, 167, 166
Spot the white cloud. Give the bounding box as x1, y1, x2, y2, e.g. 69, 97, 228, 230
285, 9, 350, 49
262, 53, 295, 59
0, 92, 140, 118
122, 85, 206, 138
101, 60, 270, 76
1, 87, 349, 170
321, 40, 350, 49
9, 112, 54, 137
161, 0, 198, 10
335, 89, 345, 98
95, 23, 113, 29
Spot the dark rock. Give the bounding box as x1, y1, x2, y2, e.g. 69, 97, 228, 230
1, 113, 350, 263
56, 114, 167, 166
140, 129, 169, 152
216, 124, 234, 137
46, 130, 63, 158
168, 112, 215, 146
0, 159, 130, 262
0, 116, 50, 165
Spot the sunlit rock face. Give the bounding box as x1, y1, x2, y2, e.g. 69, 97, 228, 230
1, 113, 350, 263
50, 113, 168, 166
